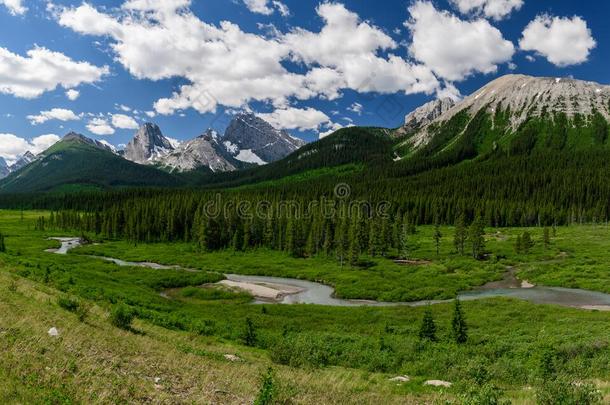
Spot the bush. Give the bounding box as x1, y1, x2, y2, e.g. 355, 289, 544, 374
110, 304, 135, 330
536, 376, 602, 405
58, 297, 79, 312
254, 367, 275, 405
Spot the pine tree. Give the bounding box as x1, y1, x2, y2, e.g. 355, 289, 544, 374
454, 214, 467, 255
543, 227, 550, 250
400, 223, 409, 259
451, 299, 468, 344
0, 232, 5, 253
243, 317, 257, 347
433, 223, 442, 256
522, 231, 533, 253
419, 308, 437, 342
469, 216, 486, 259
514, 235, 522, 254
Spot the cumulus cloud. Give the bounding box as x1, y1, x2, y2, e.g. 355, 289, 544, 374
258, 107, 330, 131
27, 108, 80, 125
406, 1, 515, 82
111, 114, 139, 129
65, 89, 80, 100
86, 118, 115, 135
0, 46, 108, 99
0, 133, 60, 164
55, 1, 439, 117
450, 0, 523, 20
405, 1, 515, 81
519, 15, 596, 67
0, 0, 26, 15
243, 0, 289, 16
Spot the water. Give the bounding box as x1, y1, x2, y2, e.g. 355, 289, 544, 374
47, 237, 610, 310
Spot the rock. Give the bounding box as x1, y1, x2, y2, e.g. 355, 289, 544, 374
48, 327, 59, 337
521, 280, 535, 288
223, 113, 305, 163
154, 377, 161, 383
124, 123, 174, 164
424, 380, 452, 388
389, 375, 410, 383
223, 354, 241, 362
399, 98, 456, 136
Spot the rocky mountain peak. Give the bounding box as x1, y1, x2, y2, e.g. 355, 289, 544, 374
399, 97, 456, 135
124, 123, 174, 164
223, 113, 306, 163
62, 132, 116, 154
0, 157, 9, 179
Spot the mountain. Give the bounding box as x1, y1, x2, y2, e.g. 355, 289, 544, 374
222, 113, 306, 164
396, 74, 610, 160
124, 123, 174, 164
0, 157, 9, 179
396, 97, 455, 136
9, 151, 37, 172
0, 132, 183, 193
157, 129, 239, 173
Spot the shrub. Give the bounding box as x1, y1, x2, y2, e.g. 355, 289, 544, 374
58, 297, 79, 312
110, 304, 135, 330
254, 367, 275, 405
536, 376, 602, 405
242, 317, 257, 347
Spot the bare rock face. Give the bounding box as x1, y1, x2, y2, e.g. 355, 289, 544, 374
0, 157, 9, 179
124, 123, 174, 164
223, 113, 306, 164
158, 130, 237, 173
399, 98, 456, 135
406, 74, 610, 149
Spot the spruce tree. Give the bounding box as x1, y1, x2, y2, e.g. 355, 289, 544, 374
400, 223, 409, 259
522, 231, 533, 253
451, 299, 468, 344
433, 223, 442, 256
243, 317, 257, 347
543, 227, 550, 250
0, 232, 5, 253
419, 308, 437, 342
514, 235, 522, 254
454, 214, 467, 255
469, 216, 486, 259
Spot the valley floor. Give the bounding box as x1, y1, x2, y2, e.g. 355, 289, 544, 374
1, 210, 609, 403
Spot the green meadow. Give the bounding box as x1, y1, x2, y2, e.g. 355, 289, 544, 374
1, 210, 609, 403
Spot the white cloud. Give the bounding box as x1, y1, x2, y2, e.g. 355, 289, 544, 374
27, 108, 80, 125
348, 102, 363, 115
56, 1, 439, 118
243, 0, 288, 16
111, 114, 139, 129
145, 111, 156, 118
65, 89, 80, 100
117, 104, 131, 112
0, 46, 108, 99
86, 118, 115, 135
319, 122, 352, 139
1, 0, 26, 15
0, 133, 60, 164
406, 1, 514, 82
450, 0, 523, 20
519, 15, 596, 67
258, 107, 330, 131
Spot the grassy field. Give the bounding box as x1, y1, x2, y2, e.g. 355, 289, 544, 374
1, 210, 609, 403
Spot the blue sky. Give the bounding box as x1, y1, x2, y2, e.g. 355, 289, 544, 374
0, 0, 608, 162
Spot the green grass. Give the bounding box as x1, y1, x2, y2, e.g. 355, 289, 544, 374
1, 210, 609, 403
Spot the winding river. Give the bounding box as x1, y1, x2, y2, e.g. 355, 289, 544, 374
47, 237, 610, 310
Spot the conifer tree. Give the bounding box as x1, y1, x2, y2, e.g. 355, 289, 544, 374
522, 231, 533, 253
0, 232, 5, 253
433, 223, 442, 256
469, 216, 486, 259
454, 214, 467, 255
400, 223, 409, 260
514, 235, 522, 254
543, 227, 550, 250
419, 308, 437, 342
451, 299, 468, 344
243, 317, 257, 347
